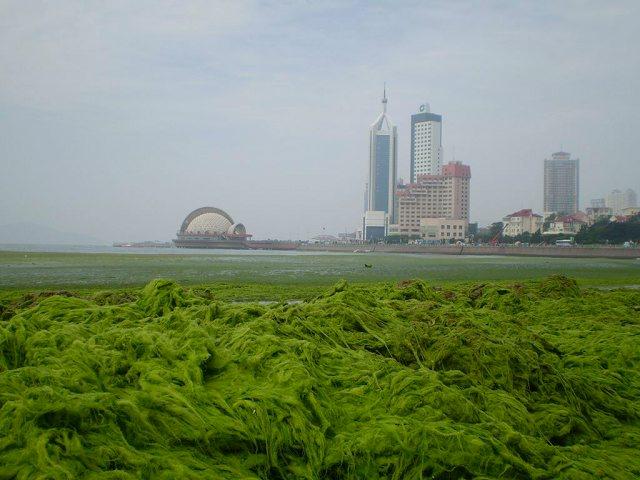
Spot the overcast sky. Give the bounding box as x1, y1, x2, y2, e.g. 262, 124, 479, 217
1, 0, 639, 241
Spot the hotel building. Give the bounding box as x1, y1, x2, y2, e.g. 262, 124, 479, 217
394, 161, 471, 237
410, 103, 442, 181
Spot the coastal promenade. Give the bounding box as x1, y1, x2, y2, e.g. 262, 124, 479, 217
299, 243, 640, 259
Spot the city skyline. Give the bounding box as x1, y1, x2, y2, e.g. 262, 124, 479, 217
1, 2, 639, 241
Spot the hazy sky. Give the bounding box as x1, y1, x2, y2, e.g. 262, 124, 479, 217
1, 1, 639, 241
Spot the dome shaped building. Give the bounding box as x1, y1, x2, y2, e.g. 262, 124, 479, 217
174, 207, 251, 249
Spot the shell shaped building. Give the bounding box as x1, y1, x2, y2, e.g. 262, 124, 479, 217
173, 207, 252, 249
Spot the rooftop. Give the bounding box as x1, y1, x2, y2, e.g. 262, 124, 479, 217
505, 209, 542, 218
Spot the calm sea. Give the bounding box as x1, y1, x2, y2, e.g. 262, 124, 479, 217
0, 243, 324, 256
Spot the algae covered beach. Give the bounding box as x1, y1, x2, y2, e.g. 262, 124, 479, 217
1, 273, 639, 478
1, 250, 640, 291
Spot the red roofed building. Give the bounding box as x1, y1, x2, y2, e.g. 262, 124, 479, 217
502, 209, 543, 236
394, 161, 471, 236
611, 215, 630, 223
442, 162, 471, 177
543, 212, 589, 235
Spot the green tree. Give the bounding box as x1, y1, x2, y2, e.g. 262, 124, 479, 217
530, 230, 543, 244
543, 213, 557, 231
575, 214, 640, 245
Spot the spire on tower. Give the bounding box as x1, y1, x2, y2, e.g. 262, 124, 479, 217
382, 83, 387, 113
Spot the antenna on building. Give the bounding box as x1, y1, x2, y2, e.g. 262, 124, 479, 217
382, 82, 387, 113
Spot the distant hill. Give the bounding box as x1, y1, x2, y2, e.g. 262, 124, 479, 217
0, 222, 104, 245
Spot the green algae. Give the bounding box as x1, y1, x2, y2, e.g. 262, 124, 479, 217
0, 276, 639, 479
3, 250, 640, 291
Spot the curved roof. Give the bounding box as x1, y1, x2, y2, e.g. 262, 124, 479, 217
180, 207, 234, 235
227, 223, 246, 236
370, 111, 395, 132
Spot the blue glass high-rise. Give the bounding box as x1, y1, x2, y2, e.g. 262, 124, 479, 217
367, 87, 397, 227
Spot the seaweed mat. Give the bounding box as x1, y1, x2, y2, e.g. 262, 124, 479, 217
1, 275, 639, 479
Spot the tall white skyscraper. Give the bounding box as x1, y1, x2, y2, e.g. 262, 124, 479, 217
410, 103, 442, 182
366, 87, 397, 238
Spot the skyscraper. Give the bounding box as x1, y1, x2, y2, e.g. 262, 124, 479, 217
410, 103, 442, 182
606, 188, 638, 215
543, 151, 580, 215
367, 87, 397, 228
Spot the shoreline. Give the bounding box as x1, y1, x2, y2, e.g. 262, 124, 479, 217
299, 243, 640, 259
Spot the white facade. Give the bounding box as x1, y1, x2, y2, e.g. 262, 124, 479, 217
606, 190, 624, 215
420, 218, 467, 241
410, 103, 443, 181
363, 210, 387, 241
544, 221, 582, 235
606, 189, 638, 215
185, 212, 233, 234
543, 213, 588, 235
502, 210, 543, 237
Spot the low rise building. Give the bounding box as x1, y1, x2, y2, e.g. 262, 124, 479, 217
311, 235, 339, 244
586, 206, 613, 224
502, 209, 543, 236
543, 212, 588, 235
337, 231, 359, 243
363, 210, 387, 241
387, 223, 400, 235
420, 218, 467, 242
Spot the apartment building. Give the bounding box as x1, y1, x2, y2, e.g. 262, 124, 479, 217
543, 151, 579, 215
502, 209, 543, 236
394, 161, 471, 236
